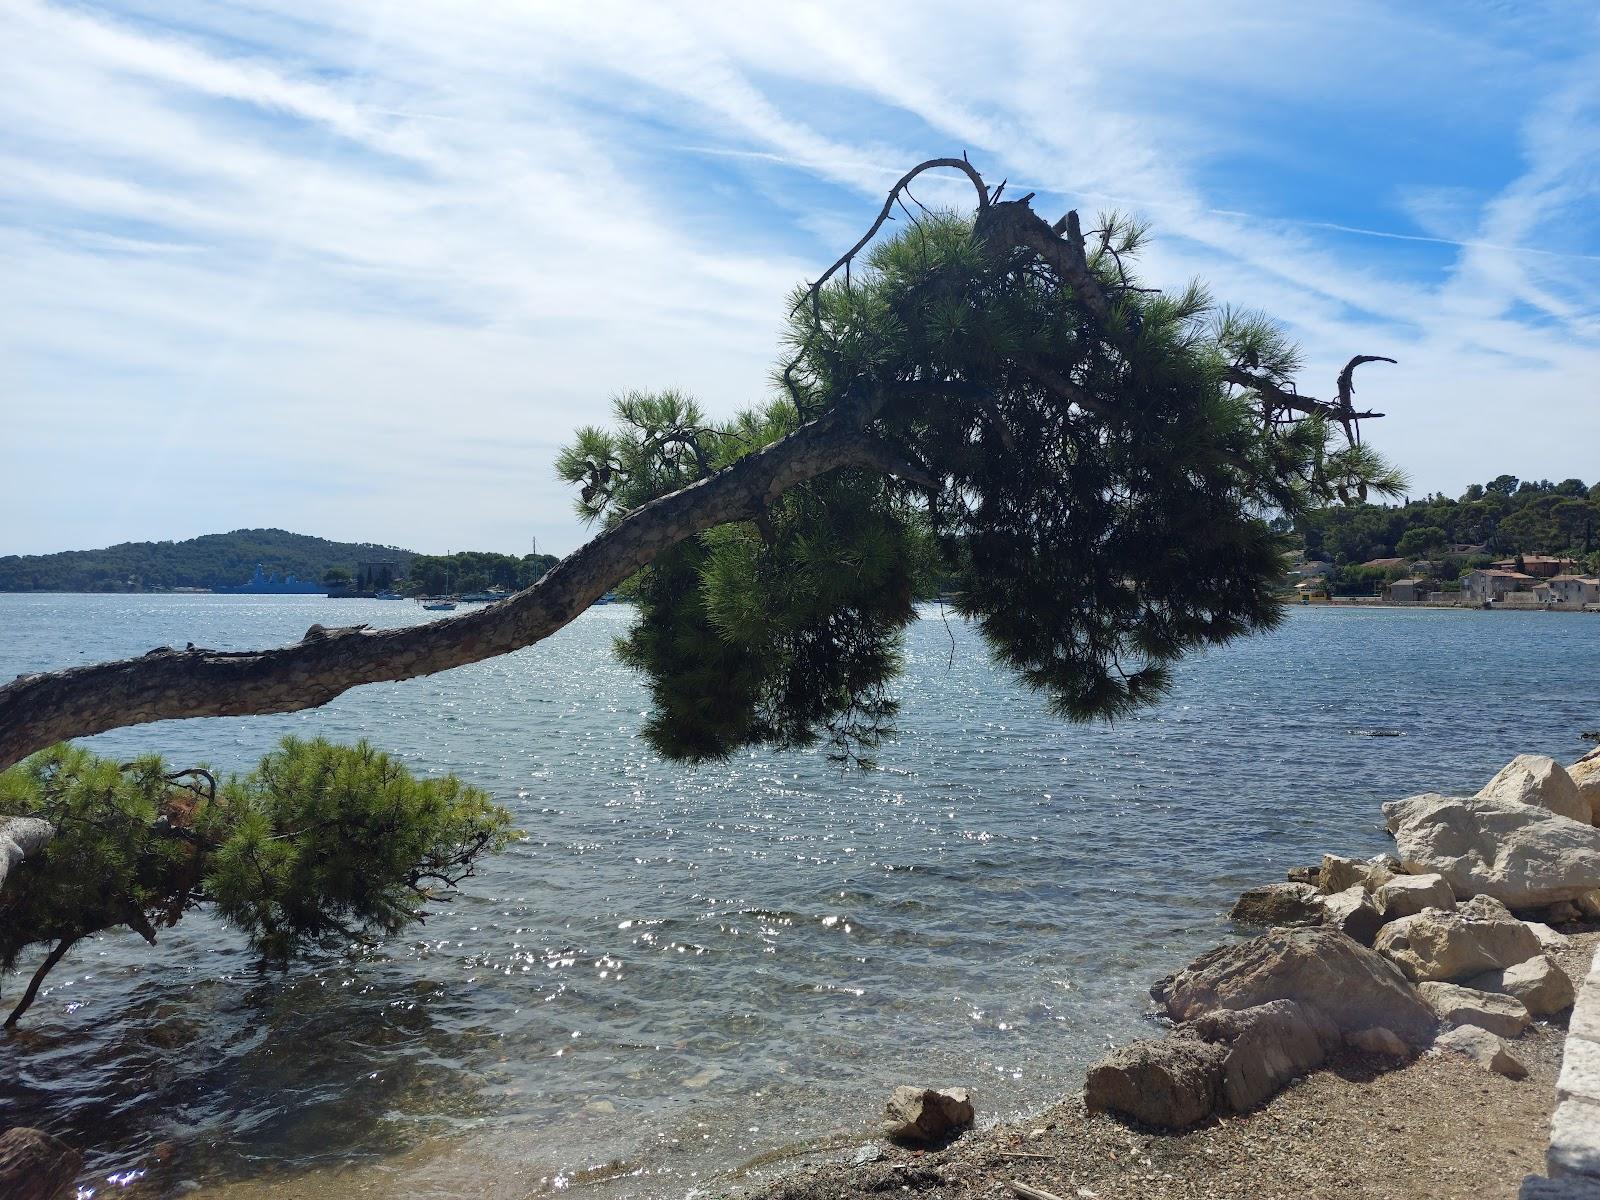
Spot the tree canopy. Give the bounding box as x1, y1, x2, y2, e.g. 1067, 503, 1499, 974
0, 738, 512, 1025
0, 159, 1402, 772
559, 190, 1403, 763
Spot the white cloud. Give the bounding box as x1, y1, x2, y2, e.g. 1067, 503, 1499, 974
1, 0, 1597, 558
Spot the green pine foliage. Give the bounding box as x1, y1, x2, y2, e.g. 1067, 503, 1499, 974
0, 739, 514, 1017
560, 210, 1406, 762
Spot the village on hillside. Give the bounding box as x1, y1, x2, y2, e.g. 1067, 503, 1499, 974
1287, 551, 1600, 609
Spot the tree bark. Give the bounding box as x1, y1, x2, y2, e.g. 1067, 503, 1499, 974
0, 1127, 82, 1200
0, 409, 902, 771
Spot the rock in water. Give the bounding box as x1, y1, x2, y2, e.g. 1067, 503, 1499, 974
1433, 1024, 1528, 1078
1083, 1038, 1226, 1129
1418, 981, 1532, 1037
1183, 999, 1338, 1113
1373, 872, 1455, 918
1383, 792, 1600, 907
0, 1128, 81, 1200
881, 1086, 974, 1145
1159, 926, 1436, 1045
1470, 954, 1576, 1017
1229, 882, 1323, 927
1478, 755, 1589, 824
1285, 864, 1322, 886
1375, 895, 1542, 982
1320, 885, 1385, 946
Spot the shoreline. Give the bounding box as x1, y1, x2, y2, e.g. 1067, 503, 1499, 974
742, 931, 1597, 1200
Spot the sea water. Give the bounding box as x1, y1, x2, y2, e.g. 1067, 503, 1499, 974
0, 596, 1594, 1196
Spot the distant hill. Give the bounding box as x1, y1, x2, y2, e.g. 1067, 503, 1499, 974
0, 529, 418, 593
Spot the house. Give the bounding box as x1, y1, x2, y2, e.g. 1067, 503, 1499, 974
1297, 559, 1334, 577
1361, 557, 1408, 571
1547, 575, 1600, 607
1462, 568, 1537, 604
1490, 555, 1579, 578
1293, 578, 1327, 600
1388, 579, 1429, 603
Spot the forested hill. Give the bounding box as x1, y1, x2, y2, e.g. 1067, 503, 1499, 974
1299, 475, 1600, 573
0, 529, 418, 593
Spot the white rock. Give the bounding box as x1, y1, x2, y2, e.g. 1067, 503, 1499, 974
1320, 885, 1384, 945
1418, 981, 1531, 1037
1434, 1024, 1528, 1078
1346, 1026, 1409, 1058
1470, 955, 1576, 1018
1375, 895, 1542, 982
1550, 1096, 1600, 1178
1526, 921, 1572, 951
1383, 792, 1600, 907
1319, 854, 1373, 894
1374, 872, 1456, 918
1479, 755, 1589, 824
1571, 749, 1600, 825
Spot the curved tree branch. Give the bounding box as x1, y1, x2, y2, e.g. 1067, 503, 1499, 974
0, 408, 928, 770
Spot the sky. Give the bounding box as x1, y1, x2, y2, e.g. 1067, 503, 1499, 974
2, 1, 1598, 559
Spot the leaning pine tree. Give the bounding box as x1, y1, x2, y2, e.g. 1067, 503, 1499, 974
0, 159, 1403, 1019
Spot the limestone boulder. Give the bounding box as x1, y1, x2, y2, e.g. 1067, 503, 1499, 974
1373, 872, 1455, 919
1527, 921, 1572, 952
1418, 981, 1531, 1037
1572, 748, 1600, 824
1320, 885, 1384, 946
1383, 792, 1600, 907
1159, 926, 1435, 1044
882, 1086, 974, 1145
1083, 1038, 1225, 1129
1433, 1023, 1528, 1078
1346, 1027, 1410, 1058
1183, 999, 1338, 1113
1229, 882, 1323, 928
1285, 864, 1322, 886
1470, 954, 1576, 1018
1478, 755, 1589, 824
1375, 895, 1542, 982
1319, 854, 1387, 894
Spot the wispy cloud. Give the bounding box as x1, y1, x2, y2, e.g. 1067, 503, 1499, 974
2, 0, 1597, 558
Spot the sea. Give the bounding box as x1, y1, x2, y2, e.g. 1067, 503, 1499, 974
0, 595, 1594, 1198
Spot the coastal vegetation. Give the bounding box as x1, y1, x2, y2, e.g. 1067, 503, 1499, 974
0, 529, 416, 594
1300, 476, 1600, 594
0, 738, 512, 1026
405, 550, 559, 596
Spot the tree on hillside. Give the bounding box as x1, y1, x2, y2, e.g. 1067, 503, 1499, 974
323, 566, 354, 590
1395, 525, 1447, 562
0, 158, 1403, 773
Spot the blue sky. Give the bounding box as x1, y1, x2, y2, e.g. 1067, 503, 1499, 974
2, 0, 1598, 557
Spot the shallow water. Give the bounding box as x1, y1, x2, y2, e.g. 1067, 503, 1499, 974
0, 596, 1594, 1198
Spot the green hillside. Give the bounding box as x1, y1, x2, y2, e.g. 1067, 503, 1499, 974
0, 529, 418, 593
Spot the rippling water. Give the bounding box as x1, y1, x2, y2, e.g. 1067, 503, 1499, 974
1, 595, 1595, 1197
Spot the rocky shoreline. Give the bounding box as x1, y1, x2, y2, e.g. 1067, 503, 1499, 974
753, 746, 1600, 1200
